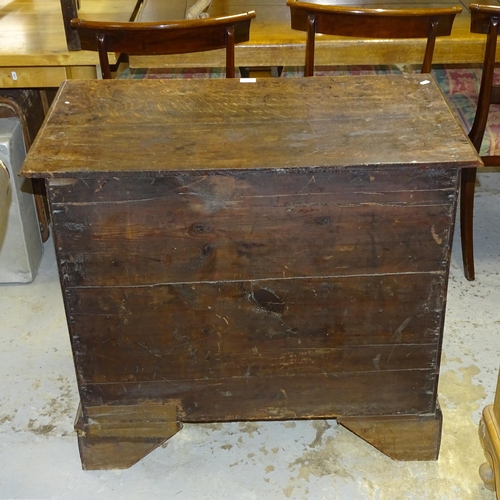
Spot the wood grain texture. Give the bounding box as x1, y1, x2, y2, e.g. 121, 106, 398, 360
338, 403, 443, 460
0, 0, 139, 87
0, 0, 498, 89
48, 170, 456, 287
80, 370, 438, 420
71, 11, 255, 78
75, 403, 181, 470
22, 77, 480, 178
0, 0, 138, 66
21, 76, 480, 466
65, 276, 442, 381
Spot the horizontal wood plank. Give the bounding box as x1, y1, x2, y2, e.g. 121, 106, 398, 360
67, 273, 443, 384
49, 169, 457, 286
79, 369, 438, 419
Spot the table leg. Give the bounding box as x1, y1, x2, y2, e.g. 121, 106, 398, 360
60, 0, 80, 51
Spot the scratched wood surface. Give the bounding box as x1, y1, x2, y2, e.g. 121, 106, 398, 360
50, 171, 455, 287
50, 167, 449, 417
21, 76, 481, 466
23, 76, 479, 177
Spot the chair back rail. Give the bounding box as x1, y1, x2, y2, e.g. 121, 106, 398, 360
286, 0, 462, 76
61, 0, 143, 51
70, 12, 256, 78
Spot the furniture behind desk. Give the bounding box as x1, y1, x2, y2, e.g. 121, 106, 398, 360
0, 0, 497, 88
21, 75, 481, 470
132, 0, 490, 69
0, 0, 139, 88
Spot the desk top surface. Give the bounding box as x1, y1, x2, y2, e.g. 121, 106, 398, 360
22, 75, 481, 178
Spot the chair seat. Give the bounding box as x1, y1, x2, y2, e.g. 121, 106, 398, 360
118, 67, 237, 79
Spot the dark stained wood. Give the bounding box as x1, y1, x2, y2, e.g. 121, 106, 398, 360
456, 3, 500, 281
80, 369, 438, 421
23, 77, 479, 178
60, 0, 145, 51
67, 275, 444, 352
60, 0, 81, 51
66, 276, 442, 383
49, 171, 456, 287
21, 76, 481, 468
70, 12, 255, 78
338, 403, 443, 461
75, 403, 180, 470
287, 0, 462, 76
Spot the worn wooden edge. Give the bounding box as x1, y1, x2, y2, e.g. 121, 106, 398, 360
73, 399, 446, 469
74, 403, 182, 470
479, 404, 500, 495
22, 160, 481, 179
337, 400, 443, 461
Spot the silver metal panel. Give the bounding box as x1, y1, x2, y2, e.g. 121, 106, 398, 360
0, 118, 42, 283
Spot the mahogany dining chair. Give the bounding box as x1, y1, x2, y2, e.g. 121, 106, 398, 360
70, 11, 256, 79
286, 0, 462, 76
442, 3, 500, 281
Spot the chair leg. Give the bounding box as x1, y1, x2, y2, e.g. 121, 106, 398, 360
460, 167, 477, 281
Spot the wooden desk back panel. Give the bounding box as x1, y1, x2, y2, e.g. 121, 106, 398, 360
50, 171, 454, 287
50, 169, 449, 419
22, 77, 481, 465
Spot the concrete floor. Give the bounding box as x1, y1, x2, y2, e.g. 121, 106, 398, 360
0, 171, 499, 500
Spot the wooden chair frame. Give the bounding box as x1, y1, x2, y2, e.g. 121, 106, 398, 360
70, 12, 256, 79
60, 0, 145, 51
460, 3, 500, 281
286, 0, 462, 76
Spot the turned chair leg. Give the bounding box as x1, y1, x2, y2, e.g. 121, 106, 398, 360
460, 167, 477, 281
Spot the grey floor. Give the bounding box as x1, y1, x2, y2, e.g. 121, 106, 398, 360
1, 171, 499, 500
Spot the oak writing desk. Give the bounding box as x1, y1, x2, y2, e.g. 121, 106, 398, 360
132, 0, 494, 69
22, 75, 481, 470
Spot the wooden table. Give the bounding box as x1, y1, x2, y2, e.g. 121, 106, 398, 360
132, 0, 498, 69
0, 0, 138, 88
21, 75, 481, 470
